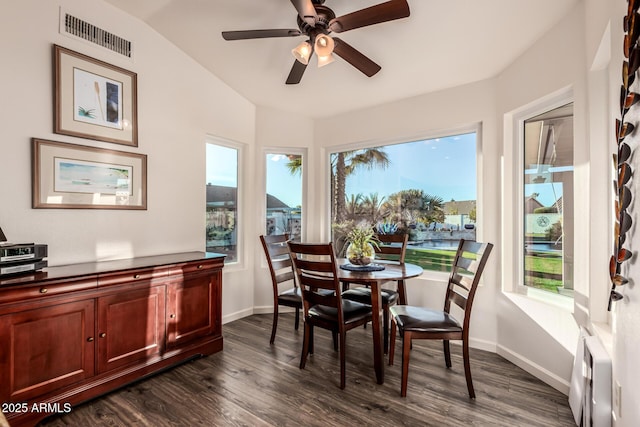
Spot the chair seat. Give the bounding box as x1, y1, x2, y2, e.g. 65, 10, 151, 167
309, 300, 372, 326
277, 287, 302, 306
278, 287, 334, 306
341, 287, 399, 306
390, 305, 462, 333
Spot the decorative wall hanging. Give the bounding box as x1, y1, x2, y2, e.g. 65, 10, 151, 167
609, 0, 638, 310
32, 138, 147, 210
54, 45, 138, 147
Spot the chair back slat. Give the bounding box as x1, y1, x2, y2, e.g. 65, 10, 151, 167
288, 241, 342, 311
260, 234, 296, 293
267, 242, 290, 258
275, 270, 295, 284
444, 239, 493, 322
270, 257, 292, 272
375, 233, 408, 263
450, 288, 468, 311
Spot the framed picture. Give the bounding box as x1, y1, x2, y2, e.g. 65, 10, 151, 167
54, 45, 138, 147
32, 138, 147, 209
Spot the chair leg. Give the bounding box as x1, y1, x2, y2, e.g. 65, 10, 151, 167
300, 323, 310, 369
294, 307, 300, 330
443, 339, 452, 368
388, 317, 397, 365
462, 338, 475, 399
339, 330, 347, 389
400, 331, 412, 397
383, 306, 389, 355
270, 304, 279, 344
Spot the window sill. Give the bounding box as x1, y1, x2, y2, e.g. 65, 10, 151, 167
503, 290, 579, 353
524, 287, 574, 313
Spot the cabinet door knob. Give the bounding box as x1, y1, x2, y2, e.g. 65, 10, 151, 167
39, 288, 48, 294
87, 337, 94, 342
169, 314, 176, 318
99, 333, 106, 338
133, 274, 141, 279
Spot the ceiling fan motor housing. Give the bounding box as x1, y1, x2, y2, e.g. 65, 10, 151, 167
297, 5, 335, 36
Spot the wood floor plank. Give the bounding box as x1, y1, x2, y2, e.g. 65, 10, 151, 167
40, 313, 574, 427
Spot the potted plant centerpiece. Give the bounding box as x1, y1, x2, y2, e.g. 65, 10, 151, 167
346, 223, 379, 266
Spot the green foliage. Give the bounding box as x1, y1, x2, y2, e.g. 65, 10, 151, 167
346, 223, 379, 254
545, 220, 563, 242
383, 189, 445, 228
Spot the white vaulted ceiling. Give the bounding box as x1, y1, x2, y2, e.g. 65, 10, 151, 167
104, 0, 579, 119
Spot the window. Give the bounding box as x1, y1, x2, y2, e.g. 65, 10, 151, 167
329, 131, 477, 272
265, 152, 303, 240
522, 103, 574, 296
206, 141, 239, 263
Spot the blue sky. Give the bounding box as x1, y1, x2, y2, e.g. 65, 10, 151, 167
342, 133, 477, 203
208, 132, 562, 209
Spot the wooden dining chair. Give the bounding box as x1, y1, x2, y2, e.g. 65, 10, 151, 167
388, 239, 493, 398
287, 241, 373, 389
342, 233, 409, 353
259, 234, 302, 344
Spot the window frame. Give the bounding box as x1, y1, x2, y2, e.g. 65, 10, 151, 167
205, 135, 244, 268
504, 88, 574, 306
324, 123, 483, 280
262, 147, 307, 242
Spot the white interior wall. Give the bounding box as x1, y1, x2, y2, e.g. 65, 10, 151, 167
0, 0, 256, 320
496, 0, 587, 393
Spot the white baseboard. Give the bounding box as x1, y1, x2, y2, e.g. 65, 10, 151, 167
222, 306, 296, 324
497, 344, 570, 395
222, 307, 254, 325
469, 337, 497, 353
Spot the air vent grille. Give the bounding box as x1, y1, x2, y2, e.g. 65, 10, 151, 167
63, 13, 132, 58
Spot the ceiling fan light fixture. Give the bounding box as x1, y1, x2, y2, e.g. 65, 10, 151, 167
317, 53, 335, 68
292, 41, 312, 65
314, 34, 335, 57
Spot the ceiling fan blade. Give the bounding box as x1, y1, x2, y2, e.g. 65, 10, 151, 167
329, 0, 410, 33
222, 29, 301, 41
333, 38, 381, 77
286, 59, 309, 85
290, 0, 317, 26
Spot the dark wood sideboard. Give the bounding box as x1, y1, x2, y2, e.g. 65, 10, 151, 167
0, 252, 225, 427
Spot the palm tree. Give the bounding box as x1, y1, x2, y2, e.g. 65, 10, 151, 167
344, 193, 364, 220
331, 149, 390, 222
384, 189, 445, 227
285, 155, 302, 175
361, 192, 386, 223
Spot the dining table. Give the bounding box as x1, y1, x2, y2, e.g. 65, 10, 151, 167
336, 258, 423, 385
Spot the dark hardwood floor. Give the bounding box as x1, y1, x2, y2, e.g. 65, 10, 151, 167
40, 313, 574, 426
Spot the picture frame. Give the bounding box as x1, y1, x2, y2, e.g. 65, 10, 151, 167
32, 138, 147, 210
54, 45, 138, 147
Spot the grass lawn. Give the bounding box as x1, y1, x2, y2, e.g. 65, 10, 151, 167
407, 247, 565, 294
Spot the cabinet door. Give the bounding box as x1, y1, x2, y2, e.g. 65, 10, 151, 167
167, 269, 220, 349
0, 299, 95, 402
96, 285, 165, 373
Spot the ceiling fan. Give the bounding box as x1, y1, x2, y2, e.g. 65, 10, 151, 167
221, 0, 410, 84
